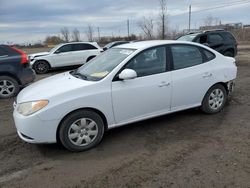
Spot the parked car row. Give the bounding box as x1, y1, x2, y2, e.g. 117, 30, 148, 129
0, 29, 238, 99
13, 40, 237, 151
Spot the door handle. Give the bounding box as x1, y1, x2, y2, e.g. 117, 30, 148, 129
158, 81, 170, 87
202, 72, 213, 78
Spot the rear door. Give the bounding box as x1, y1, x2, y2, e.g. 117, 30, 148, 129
73, 44, 100, 65
170, 44, 215, 111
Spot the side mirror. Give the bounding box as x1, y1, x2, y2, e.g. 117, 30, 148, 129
119, 69, 137, 80
103, 47, 108, 51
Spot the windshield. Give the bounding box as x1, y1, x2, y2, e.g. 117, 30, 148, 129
104, 42, 115, 49
177, 34, 198, 41
76, 48, 135, 81
49, 44, 61, 53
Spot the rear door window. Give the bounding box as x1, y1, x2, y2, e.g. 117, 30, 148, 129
208, 34, 224, 43
224, 32, 236, 41
73, 44, 97, 51
200, 48, 216, 62
171, 45, 203, 70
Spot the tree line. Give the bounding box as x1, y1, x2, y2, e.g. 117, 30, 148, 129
44, 0, 250, 46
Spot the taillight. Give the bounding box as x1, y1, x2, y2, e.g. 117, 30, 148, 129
11, 47, 29, 64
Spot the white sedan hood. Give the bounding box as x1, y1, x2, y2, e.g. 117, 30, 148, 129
17, 72, 94, 103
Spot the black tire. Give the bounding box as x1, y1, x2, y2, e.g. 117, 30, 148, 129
223, 50, 234, 57
86, 56, 96, 62
33, 60, 50, 74
201, 84, 227, 114
0, 76, 19, 99
59, 110, 105, 152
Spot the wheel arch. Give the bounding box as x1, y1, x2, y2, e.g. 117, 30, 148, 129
86, 56, 96, 62
33, 59, 51, 68
0, 72, 21, 85
56, 107, 108, 143
223, 48, 235, 56
202, 82, 229, 102
213, 82, 229, 93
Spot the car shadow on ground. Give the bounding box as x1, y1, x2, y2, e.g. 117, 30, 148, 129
33, 106, 227, 159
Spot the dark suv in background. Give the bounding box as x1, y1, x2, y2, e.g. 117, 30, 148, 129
177, 30, 238, 57
0, 45, 35, 98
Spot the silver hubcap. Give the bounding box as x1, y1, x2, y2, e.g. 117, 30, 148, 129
37, 62, 46, 71
68, 118, 98, 146
0, 80, 15, 97
209, 89, 224, 110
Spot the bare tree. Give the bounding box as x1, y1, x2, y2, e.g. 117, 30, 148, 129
85, 24, 94, 42
158, 0, 168, 39
44, 35, 64, 45
139, 17, 154, 39
71, 28, 80, 42
60, 27, 70, 42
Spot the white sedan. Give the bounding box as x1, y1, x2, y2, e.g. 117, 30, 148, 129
13, 40, 237, 151
29, 42, 102, 74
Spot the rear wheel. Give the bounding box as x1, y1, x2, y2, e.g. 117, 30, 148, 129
59, 110, 105, 152
33, 60, 50, 74
0, 76, 19, 98
201, 84, 227, 114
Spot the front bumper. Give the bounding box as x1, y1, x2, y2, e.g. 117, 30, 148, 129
13, 109, 59, 144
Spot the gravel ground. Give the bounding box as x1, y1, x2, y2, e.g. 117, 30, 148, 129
0, 47, 249, 188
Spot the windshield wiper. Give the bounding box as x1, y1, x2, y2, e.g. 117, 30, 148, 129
70, 70, 89, 80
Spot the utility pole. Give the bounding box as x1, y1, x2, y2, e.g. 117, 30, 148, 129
97, 27, 100, 42
127, 19, 130, 38
189, 5, 192, 32
162, 14, 165, 39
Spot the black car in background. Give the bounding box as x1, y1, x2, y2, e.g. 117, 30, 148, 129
177, 30, 238, 57
0, 45, 35, 98
103, 41, 130, 51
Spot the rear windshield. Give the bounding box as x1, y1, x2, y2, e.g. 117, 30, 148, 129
224, 32, 236, 41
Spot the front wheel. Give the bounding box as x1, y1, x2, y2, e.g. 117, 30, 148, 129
33, 60, 50, 74
59, 110, 105, 152
201, 84, 227, 114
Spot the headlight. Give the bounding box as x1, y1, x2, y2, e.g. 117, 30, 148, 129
17, 100, 49, 116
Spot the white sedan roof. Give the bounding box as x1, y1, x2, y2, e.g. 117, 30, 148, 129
115, 40, 200, 50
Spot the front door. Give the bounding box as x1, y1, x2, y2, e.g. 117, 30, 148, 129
51, 44, 76, 67
111, 46, 172, 124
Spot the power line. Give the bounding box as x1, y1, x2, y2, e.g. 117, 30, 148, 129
192, 0, 250, 14
192, 0, 249, 6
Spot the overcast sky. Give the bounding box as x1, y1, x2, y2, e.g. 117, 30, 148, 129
0, 0, 249, 44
